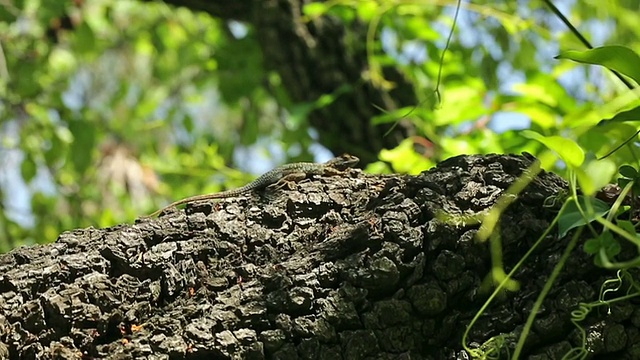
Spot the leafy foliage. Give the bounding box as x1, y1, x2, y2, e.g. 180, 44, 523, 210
0, 0, 288, 250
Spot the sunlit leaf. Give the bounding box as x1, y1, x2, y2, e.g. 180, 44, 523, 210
303, 3, 329, 18
356, 1, 380, 21
575, 159, 616, 196
512, 83, 556, 107
380, 139, 434, 175
48, 48, 77, 75
567, 92, 640, 128
556, 46, 640, 84
604, 105, 640, 122
434, 83, 487, 126
578, 122, 638, 157
511, 105, 555, 129
521, 130, 584, 168
404, 17, 439, 40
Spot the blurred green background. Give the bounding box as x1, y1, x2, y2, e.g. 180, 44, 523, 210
1, 0, 639, 251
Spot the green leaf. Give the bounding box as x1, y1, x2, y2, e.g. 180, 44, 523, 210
617, 220, 637, 236
602, 232, 621, 258
515, 73, 576, 112
35, 1, 68, 24
556, 46, 640, 84
404, 17, 439, 40
576, 159, 616, 196
303, 3, 329, 18
380, 139, 435, 175
521, 130, 584, 168
512, 83, 558, 107
604, 105, 640, 122
73, 22, 96, 55
618, 177, 631, 189
21, 155, 37, 183
13, 61, 42, 98
48, 48, 77, 76
0, 0, 22, 22
434, 82, 487, 126
44, 132, 67, 167
583, 237, 601, 254
585, 232, 621, 267
217, 37, 263, 104
356, 1, 379, 21
558, 196, 610, 238
619, 165, 637, 179
68, 120, 96, 172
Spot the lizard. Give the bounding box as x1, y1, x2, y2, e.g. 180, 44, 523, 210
145, 154, 360, 218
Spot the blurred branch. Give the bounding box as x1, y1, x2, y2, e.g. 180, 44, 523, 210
0, 40, 9, 81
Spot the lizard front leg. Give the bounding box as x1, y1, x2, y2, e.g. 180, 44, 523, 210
266, 172, 307, 192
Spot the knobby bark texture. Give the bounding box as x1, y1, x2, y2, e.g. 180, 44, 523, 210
144, 0, 418, 164
1, 153, 638, 359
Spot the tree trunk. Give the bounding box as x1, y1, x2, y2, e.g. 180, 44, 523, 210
1, 154, 634, 359
144, 0, 418, 163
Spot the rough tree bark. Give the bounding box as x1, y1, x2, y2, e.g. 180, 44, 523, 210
141, 0, 419, 163
1, 154, 637, 359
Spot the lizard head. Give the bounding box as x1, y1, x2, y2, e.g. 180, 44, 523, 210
326, 154, 360, 170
